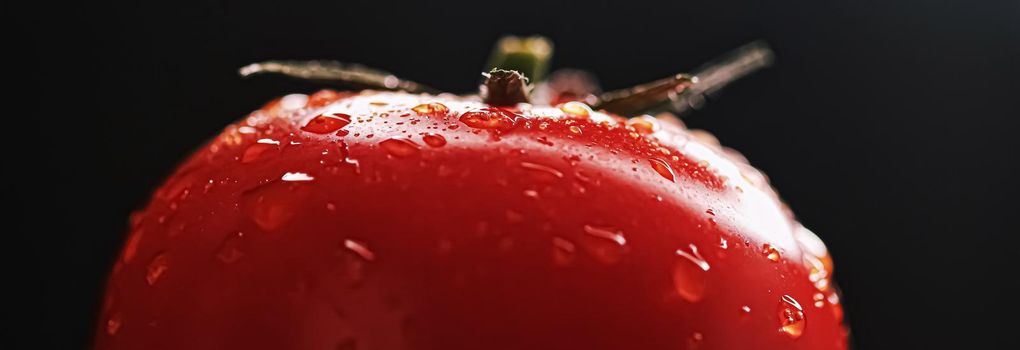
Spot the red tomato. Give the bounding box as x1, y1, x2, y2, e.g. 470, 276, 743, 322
96, 89, 847, 349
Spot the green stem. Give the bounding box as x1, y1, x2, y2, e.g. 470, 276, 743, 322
485, 36, 553, 83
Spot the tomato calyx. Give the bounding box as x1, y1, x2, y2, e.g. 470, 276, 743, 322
238, 38, 773, 120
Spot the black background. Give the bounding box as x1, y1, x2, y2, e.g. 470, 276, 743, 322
8, 0, 1019, 349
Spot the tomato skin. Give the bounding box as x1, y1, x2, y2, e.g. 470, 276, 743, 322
96, 90, 847, 350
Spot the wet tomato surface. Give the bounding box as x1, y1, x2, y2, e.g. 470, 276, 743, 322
96, 90, 847, 350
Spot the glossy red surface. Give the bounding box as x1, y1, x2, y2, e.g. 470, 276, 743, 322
96, 90, 847, 349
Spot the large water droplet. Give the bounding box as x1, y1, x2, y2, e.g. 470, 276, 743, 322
673, 244, 710, 303
145, 253, 169, 285
380, 138, 421, 158
762, 243, 781, 262
581, 224, 627, 264
627, 115, 661, 134
242, 180, 313, 231
242, 142, 279, 163
216, 231, 246, 263
422, 133, 447, 147
281, 172, 315, 182
778, 295, 806, 339
649, 158, 676, 182
559, 101, 592, 117
411, 102, 449, 115
302, 113, 352, 134
458, 108, 519, 131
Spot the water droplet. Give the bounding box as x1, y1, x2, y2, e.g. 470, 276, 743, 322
216, 231, 246, 263
505, 209, 524, 223
778, 295, 806, 339
827, 292, 840, 305
522, 189, 539, 199
242, 142, 279, 163
459, 108, 519, 131
106, 312, 122, 335
302, 113, 352, 134
281, 172, 315, 182
581, 224, 627, 264
569, 125, 582, 134
626, 115, 660, 134
687, 332, 704, 349
421, 133, 447, 147
338, 239, 373, 286
242, 180, 313, 231
718, 237, 728, 249
705, 208, 715, 216
649, 158, 676, 182
741, 305, 752, 316
559, 101, 592, 117
813, 293, 825, 308
552, 237, 576, 266
326, 202, 337, 211
804, 254, 831, 291
411, 102, 449, 115
673, 244, 710, 303
380, 138, 421, 158
762, 243, 781, 262
520, 161, 564, 182
584, 225, 626, 245
145, 253, 169, 285
344, 239, 376, 261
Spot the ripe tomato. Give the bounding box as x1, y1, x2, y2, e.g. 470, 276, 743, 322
95, 87, 847, 349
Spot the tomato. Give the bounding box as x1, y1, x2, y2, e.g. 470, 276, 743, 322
96, 40, 847, 349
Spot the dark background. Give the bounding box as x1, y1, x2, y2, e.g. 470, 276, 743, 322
8, 0, 1019, 349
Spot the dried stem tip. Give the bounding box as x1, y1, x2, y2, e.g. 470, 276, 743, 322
481, 69, 530, 106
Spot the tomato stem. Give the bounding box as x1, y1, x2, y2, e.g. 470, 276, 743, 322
594, 41, 774, 116
238, 61, 437, 93
481, 69, 531, 106
485, 36, 553, 84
